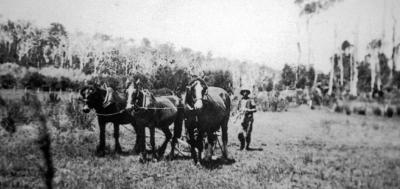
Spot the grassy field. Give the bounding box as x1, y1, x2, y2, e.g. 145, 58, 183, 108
1, 91, 400, 188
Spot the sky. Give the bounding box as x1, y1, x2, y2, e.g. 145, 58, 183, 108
1, 0, 399, 72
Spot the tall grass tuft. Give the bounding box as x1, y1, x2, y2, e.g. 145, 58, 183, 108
47, 93, 61, 104
37, 114, 54, 189
344, 105, 351, 115
65, 99, 95, 131
1, 92, 54, 188
385, 106, 394, 118
373, 106, 382, 116
44, 92, 62, 130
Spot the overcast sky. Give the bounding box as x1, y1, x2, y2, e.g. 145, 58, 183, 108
1, 0, 399, 72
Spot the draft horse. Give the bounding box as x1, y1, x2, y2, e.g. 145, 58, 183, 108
80, 85, 142, 157
184, 78, 231, 164
125, 80, 184, 160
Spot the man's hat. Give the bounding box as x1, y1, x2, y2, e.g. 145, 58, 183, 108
341, 40, 353, 51
240, 88, 251, 96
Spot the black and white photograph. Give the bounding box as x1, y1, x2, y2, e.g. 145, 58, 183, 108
1, 0, 400, 188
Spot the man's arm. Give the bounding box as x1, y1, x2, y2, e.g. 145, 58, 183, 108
244, 99, 257, 113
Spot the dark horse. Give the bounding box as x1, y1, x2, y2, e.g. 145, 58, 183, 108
80, 85, 142, 157
125, 80, 184, 160
184, 78, 231, 164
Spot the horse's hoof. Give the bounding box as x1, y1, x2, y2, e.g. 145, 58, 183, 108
95, 150, 106, 157
195, 161, 201, 167
139, 157, 146, 163
115, 147, 123, 154
157, 151, 165, 159
203, 156, 212, 162
166, 154, 174, 161
133, 146, 140, 154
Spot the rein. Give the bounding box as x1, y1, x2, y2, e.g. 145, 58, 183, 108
133, 106, 186, 110
95, 109, 126, 116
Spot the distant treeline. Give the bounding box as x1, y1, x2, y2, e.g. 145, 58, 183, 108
0, 19, 278, 93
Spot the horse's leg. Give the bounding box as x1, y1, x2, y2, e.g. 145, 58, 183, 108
136, 124, 147, 162
245, 119, 253, 150
187, 125, 198, 164
96, 120, 106, 157
157, 126, 171, 158
169, 117, 183, 159
132, 122, 141, 154
149, 125, 157, 160
196, 130, 204, 163
221, 117, 229, 159
204, 131, 216, 162
113, 123, 122, 153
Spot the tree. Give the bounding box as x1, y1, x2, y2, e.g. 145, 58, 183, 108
357, 60, 371, 93
281, 64, 296, 87
295, 0, 343, 65
265, 78, 274, 92
307, 65, 315, 87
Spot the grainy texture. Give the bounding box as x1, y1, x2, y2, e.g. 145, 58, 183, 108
1, 96, 400, 188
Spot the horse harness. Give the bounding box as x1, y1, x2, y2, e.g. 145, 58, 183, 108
130, 89, 183, 111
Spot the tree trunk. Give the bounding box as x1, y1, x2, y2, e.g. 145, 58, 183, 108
351, 22, 360, 96
390, 9, 397, 83
313, 71, 318, 88
296, 21, 302, 86
339, 53, 344, 87
306, 18, 311, 66
328, 24, 338, 96
328, 56, 334, 95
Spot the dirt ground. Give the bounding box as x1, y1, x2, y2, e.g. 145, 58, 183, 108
1, 104, 400, 188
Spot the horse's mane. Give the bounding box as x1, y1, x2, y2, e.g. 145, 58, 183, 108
188, 78, 208, 88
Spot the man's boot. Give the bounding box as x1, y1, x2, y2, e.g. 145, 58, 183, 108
245, 134, 251, 150
238, 132, 245, 150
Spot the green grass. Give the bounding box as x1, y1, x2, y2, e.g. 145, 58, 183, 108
1, 90, 400, 188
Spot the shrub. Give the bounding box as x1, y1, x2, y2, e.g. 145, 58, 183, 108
57, 76, 72, 91
0, 62, 28, 78
88, 75, 123, 89
47, 92, 61, 104
203, 70, 233, 94
397, 106, 400, 116
0, 95, 5, 106
0, 116, 15, 134
21, 92, 41, 109
21, 72, 47, 89
385, 106, 394, 118
373, 106, 382, 116
0, 74, 17, 89
334, 104, 343, 113
152, 88, 174, 96
344, 105, 351, 115
2, 93, 42, 126
65, 99, 95, 130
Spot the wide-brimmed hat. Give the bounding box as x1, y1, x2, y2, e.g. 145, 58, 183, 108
240, 89, 251, 96
341, 40, 353, 51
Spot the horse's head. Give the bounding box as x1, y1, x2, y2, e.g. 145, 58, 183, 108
185, 78, 208, 110
126, 79, 151, 110
80, 85, 104, 113
125, 79, 138, 110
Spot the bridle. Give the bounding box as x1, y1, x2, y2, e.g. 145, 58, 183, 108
186, 80, 208, 110
80, 86, 126, 117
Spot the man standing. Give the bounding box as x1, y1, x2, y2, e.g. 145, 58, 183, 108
237, 88, 257, 150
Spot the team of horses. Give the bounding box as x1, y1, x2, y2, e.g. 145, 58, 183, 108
79, 78, 231, 164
